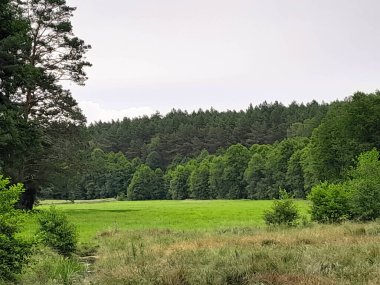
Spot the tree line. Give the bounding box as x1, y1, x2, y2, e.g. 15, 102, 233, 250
39, 91, 380, 202
88, 100, 328, 168
39, 101, 326, 200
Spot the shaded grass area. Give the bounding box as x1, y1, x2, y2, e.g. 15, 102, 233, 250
23, 200, 310, 242
89, 222, 380, 285
38, 198, 116, 205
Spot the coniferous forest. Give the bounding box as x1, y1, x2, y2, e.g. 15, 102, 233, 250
3, 75, 380, 203
68, 92, 380, 202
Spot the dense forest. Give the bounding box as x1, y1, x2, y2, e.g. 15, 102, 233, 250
89, 100, 328, 165
5, 90, 378, 203
1, 0, 380, 207
70, 92, 379, 201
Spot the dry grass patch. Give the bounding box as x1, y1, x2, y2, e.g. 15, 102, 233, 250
86, 222, 380, 284
249, 273, 333, 285
157, 224, 380, 255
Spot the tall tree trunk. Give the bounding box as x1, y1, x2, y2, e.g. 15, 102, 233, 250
18, 180, 37, 210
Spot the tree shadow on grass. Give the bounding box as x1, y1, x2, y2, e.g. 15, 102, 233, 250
70, 209, 140, 214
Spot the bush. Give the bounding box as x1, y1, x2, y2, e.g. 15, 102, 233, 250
116, 192, 127, 201
349, 149, 380, 221
308, 182, 352, 223
308, 149, 380, 223
264, 189, 300, 226
37, 207, 78, 256
0, 176, 31, 281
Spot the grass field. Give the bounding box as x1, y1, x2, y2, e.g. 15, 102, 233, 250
24, 200, 311, 242
16, 200, 380, 284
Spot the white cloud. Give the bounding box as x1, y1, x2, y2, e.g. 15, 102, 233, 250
78, 101, 156, 123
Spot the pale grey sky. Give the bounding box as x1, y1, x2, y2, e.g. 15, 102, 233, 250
66, 0, 380, 123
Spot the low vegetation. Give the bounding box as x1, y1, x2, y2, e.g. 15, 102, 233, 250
0, 176, 31, 281
37, 207, 78, 256
88, 222, 380, 285
263, 189, 301, 226
309, 149, 380, 223
7, 198, 378, 284
17, 248, 85, 285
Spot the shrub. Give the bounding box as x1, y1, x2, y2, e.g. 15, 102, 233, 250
308, 149, 380, 223
264, 189, 300, 226
308, 182, 352, 223
116, 192, 127, 201
37, 207, 77, 256
0, 176, 31, 281
349, 149, 380, 221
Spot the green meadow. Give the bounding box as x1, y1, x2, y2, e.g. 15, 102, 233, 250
24, 200, 310, 242
18, 200, 380, 285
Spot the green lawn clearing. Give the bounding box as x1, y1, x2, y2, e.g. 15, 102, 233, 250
23, 199, 310, 242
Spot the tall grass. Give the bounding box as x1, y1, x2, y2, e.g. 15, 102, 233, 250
88, 222, 380, 285
18, 248, 85, 285
14, 200, 380, 284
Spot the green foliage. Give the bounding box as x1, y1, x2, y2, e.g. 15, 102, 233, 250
189, 161, 211, 199
0, 102, 42, 209
286, 149, 306, 198
145, 150, 162, 169
0, 0, 91, 210
116, 192, 127, 201
222, 144, 250, 199
208, 156, 226, 198
89, 101, 328, 169
244, 145, 272, 199
0, 176, 24, 235
287, 117, 321, 138
263, 189, 300, 226
308, 182, 352, 223
169, 165, 192, 200
152, 168, 166, 199
82, 149, 133, 200
127, 164, 158, 200
349, 149, 380, 221
0, 0, 30, 98
37, 207, 78, 256
0, 176, 31, 281
308, 149, 380, 223
306, 92, 380, 184
245, 138, 308, 200
15, 0, 91, 121
20, 93, 378, 203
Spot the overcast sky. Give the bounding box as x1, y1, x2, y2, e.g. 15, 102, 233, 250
66, 0, 380, 123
